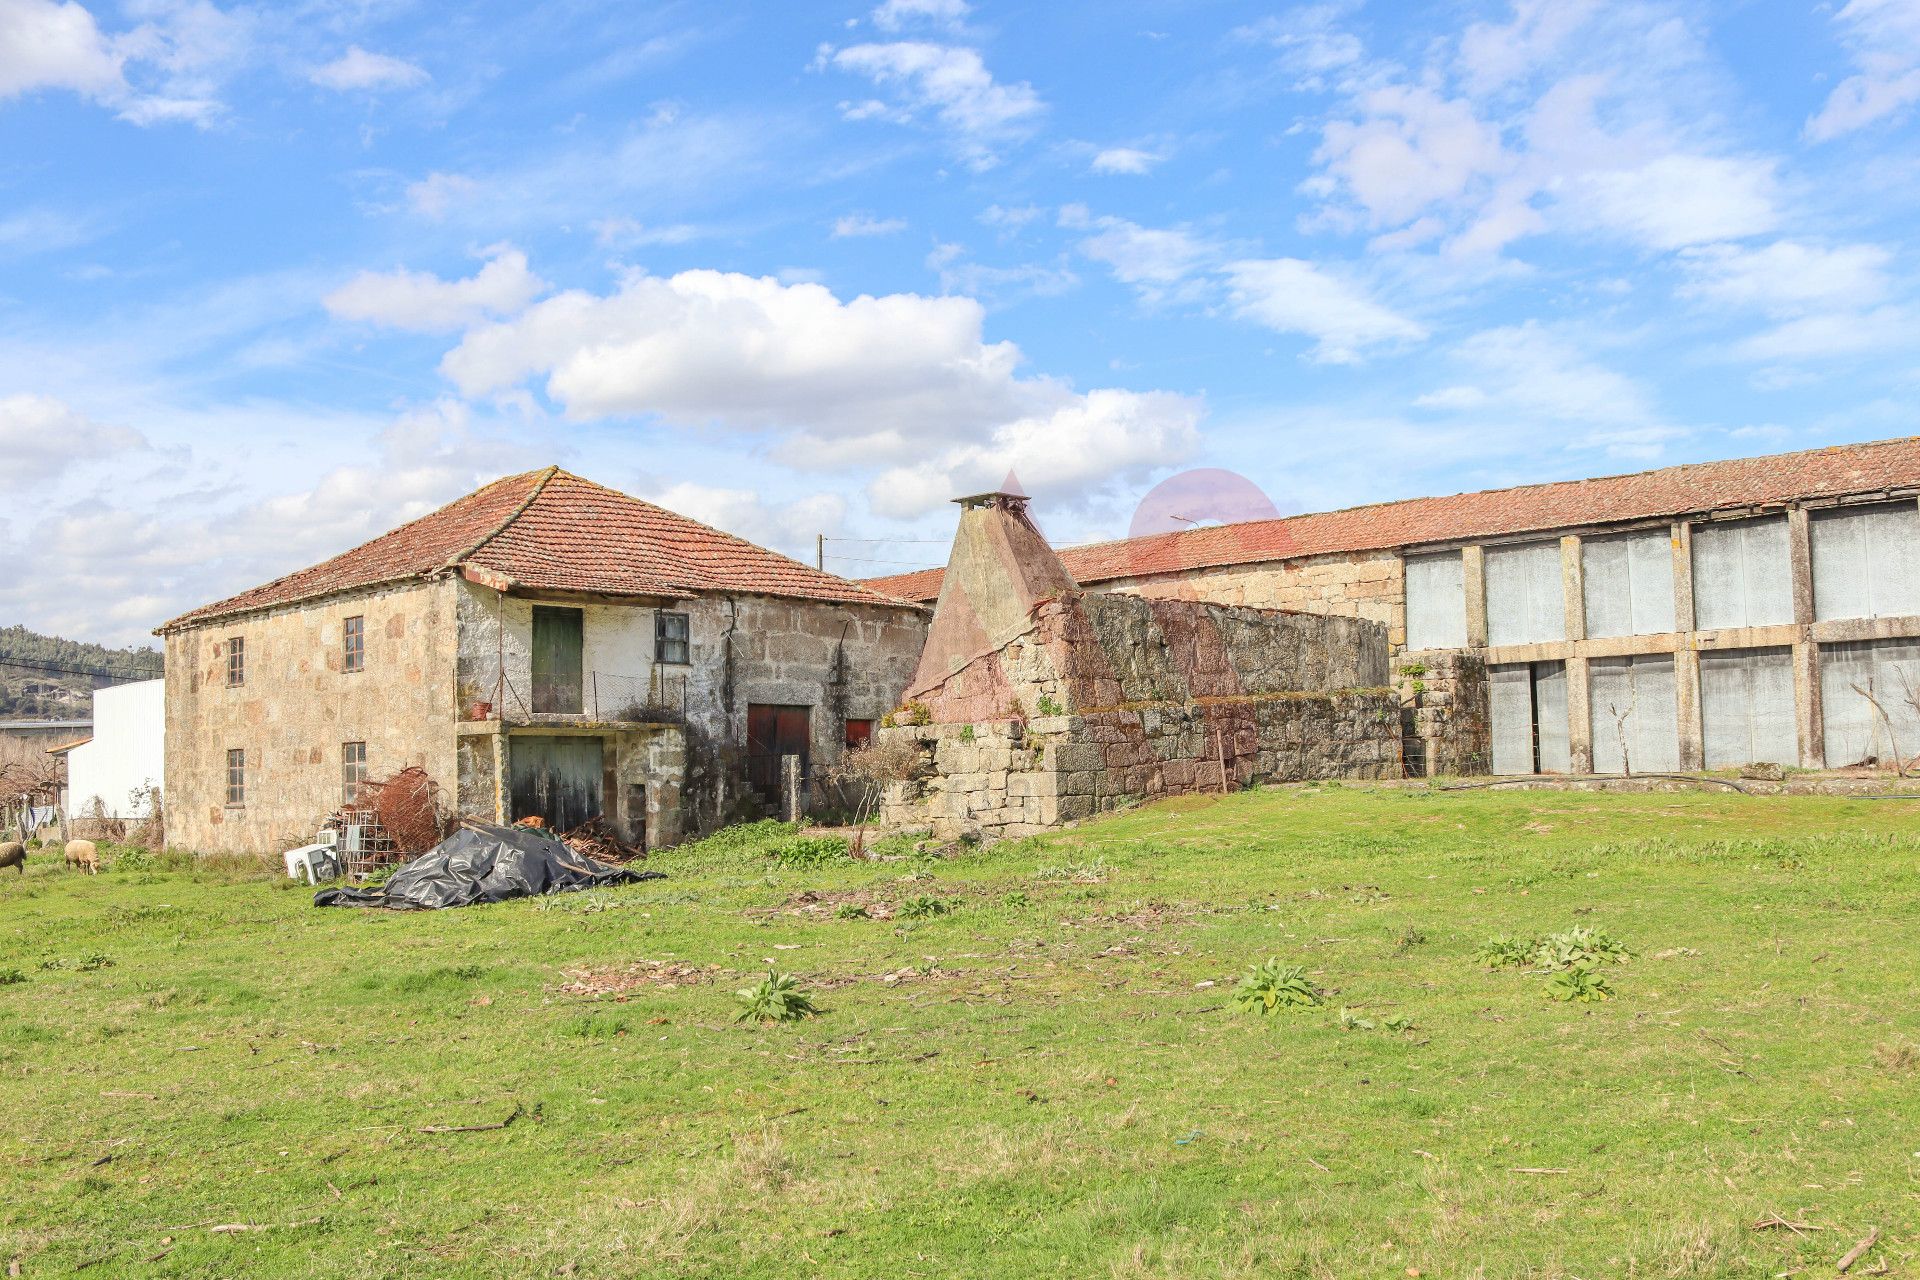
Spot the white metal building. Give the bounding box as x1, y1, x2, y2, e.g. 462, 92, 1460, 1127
64, 679, 165, 820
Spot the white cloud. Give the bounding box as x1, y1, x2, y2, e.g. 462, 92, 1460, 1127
324, 247, 547, 333
645, 481, 847, 559
1225, 258, 1427, 363
0, 0, 241, 125
1072, 214, 1211, 292
1456, 0, 1602, 96
1733, 307, 1920, 364
827, 41, 1042, 168
404, 171, 479, 219
0, 0, 123, 101
1422, 322, 1680, 458
442, 267, 1032, 437
437, 265, 1197, 517
1312, 85, 1513, 230
1806, 0, 1920, 141
866, 389, 1201, 519
1090, 146, 1161, 175
310, 45, 427, 93
0, 393, 145, 482
925, 242, 1077, 301
1233, 4, 1364, 83
832, 213, 908, 238
1572, 153, 1777, 250
590, 217, 704, 248
978, 203, 1041, 230
1678, 240, 1892, 315
871, 0, 969, 32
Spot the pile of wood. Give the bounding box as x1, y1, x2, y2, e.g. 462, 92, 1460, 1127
559, 816, 645, 864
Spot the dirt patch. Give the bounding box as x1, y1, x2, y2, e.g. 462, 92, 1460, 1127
554, 960, 728, 997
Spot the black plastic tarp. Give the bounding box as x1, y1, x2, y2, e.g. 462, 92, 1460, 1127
315, 822, 661, 910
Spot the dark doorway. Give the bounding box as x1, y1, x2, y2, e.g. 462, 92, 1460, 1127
531, 605, 584, 713
746, 704, 811, 805
509, 735, 604, 831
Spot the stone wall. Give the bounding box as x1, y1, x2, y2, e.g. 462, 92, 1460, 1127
1396, 651, 1491, 777
879, 688, 1400, 841
884, 588, 1399, 840
1096, 549, 1407, 649
163, 580, 458, 855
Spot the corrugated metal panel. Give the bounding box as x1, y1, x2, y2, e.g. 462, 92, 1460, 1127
1700, 646, 1797, 767
1588, 655, 1679, 772
1404, 552, 1467, 650
1490, 663, 1534, 774
1485, 541, 1566, 646
1819, 638, 1920, 766
1533, 660, 1570, 773
1692, 517, 1792, 630
1582, 530, 1675, 638
1812, 502, 1920, 621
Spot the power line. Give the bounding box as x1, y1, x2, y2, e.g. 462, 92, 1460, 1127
0, 655, 164, 683
823, 554, 945, 568
821, 536, 952, 545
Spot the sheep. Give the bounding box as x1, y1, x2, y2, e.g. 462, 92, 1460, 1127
0, 841, 23, 875
64, 839, 99, 875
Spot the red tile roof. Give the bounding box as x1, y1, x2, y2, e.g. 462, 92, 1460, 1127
865, 437, 1920, 602
161, 467, 916, 631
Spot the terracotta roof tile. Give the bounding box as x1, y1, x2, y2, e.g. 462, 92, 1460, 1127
161, 467, 913, 631
865, 437, 1920, 602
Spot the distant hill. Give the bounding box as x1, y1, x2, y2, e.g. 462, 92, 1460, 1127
0, 625, 163, 720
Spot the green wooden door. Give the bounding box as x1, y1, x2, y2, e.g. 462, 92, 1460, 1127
531, 606, 584, 713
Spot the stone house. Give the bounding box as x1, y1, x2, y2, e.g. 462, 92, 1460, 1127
158, 467, 927, 855
870, 437, 1920, 778
876, 491, 1404, 840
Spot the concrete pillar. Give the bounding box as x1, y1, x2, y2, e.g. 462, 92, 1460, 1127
1561, 534, 1586, 643
1462, 545, 1489, 648
1793, 640, 1826, 769
1566, 655, 1593, 775
1787, 507, 1825, 770
1675, 647, 1704, 771
1671, 521, 1696, 634
781, 753, 804, 822
491, 732, 508, 824
1787, 507, 1815, 625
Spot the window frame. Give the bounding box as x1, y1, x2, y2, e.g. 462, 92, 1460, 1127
844, 718, 875, 750
225, 636, 246, 688
655, 610, 691, 665
225, 748, 246, 807
341, 740, 368, 805
343, 615, 365, 674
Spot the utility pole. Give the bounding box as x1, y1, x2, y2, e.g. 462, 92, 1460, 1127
816, 534, 824, 570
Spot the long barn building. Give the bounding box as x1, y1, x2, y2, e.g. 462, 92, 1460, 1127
868, 437, 1920, 777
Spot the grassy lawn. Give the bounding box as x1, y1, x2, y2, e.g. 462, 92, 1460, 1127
3, 786, 1919, 1278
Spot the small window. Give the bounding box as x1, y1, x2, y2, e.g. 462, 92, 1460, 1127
343, 616, 365, 673
844, 718, 875, 750
226, 636, 246, 687
655, 611, 690, 665
225, 749, 246, 807
342, 741, 367, 804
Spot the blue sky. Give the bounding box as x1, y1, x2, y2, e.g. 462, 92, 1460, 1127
3, 0, 1918, 645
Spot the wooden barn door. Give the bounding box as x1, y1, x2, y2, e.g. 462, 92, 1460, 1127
746, 704, 811, 806
509, 736, 604, 831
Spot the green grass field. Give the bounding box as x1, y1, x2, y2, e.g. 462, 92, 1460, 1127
4, 786, 1918, 1278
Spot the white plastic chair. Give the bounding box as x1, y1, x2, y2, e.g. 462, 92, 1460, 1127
283, 829, 340, 884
